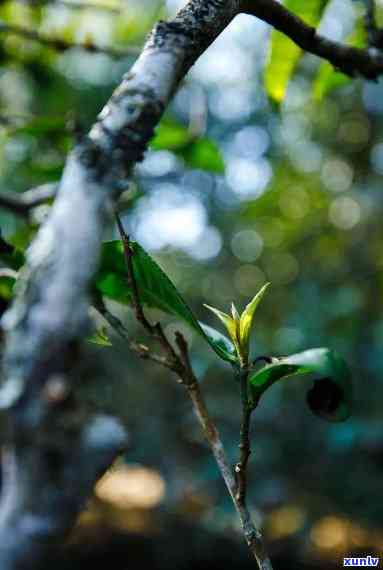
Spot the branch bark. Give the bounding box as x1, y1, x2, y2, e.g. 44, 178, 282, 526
0, 1, 248, 567
0, 184, 57, 218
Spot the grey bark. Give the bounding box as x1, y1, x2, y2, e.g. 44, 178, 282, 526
0, 1, 246, 568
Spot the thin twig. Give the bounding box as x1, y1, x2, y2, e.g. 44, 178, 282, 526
235, 368, 252, 504
0, 20, 140, 59
99, 296, 272, 568
115, 213, 180, 368
183, 377, 271, 570
0, 184, 57, 217
93, 295, 174, 369
104, 216, 273, 570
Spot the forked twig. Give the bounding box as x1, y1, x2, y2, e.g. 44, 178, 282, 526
97, 215, 274, 570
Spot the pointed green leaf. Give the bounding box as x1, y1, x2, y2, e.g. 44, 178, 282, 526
95, 240, 237, 363
88, 327, 112, 347
204, 304, 236, 337
249, 348, 352, 422
199, 322, 237, 362
204, 303, 240, 356
231, 302, 240, 321
239, 283, 270, 357
264, 0, 330, 102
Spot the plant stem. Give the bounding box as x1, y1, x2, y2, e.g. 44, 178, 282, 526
97, 217, 274, 570
235, 367, 252, 506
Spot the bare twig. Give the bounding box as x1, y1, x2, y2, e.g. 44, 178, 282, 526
103, 218, 273, 570
101, 311, 272, 569
94, 294, 175, 370
0, 183, 57, 217
0, 20, 140, 59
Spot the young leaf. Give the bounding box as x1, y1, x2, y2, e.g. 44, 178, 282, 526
198, 322, 236, 359
264, 0, 330, 102
88, 327, 112, 347
239, 283, 270, 359
95, 240, 237, 363
249, 348, 352, 422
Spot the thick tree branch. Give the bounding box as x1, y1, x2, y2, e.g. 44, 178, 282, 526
0, 411, 127, 570
0, 2, 246, 567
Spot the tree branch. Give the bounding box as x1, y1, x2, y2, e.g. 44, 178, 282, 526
0, 20, 140, 59
0, 184, 57, 217
0, 2, 247, 567
243, 0, 383, 79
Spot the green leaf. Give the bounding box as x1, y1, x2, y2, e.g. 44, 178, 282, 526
151, 119, 224, 173
88, 326, 112, 347
95, 240, 237, 363
239, 283, 270, 358
313, 20, 366, 101
151, 121, 191, 151
203, 304, 236, 338
264, 0, 330, 102
0, 233, 25, 271
182, 138, 225, 174
203, 302, 240, 356
0, 272, 16, 302
249, 348, 352, 422
198, 322, 236, 360
14, 115, 66, 136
